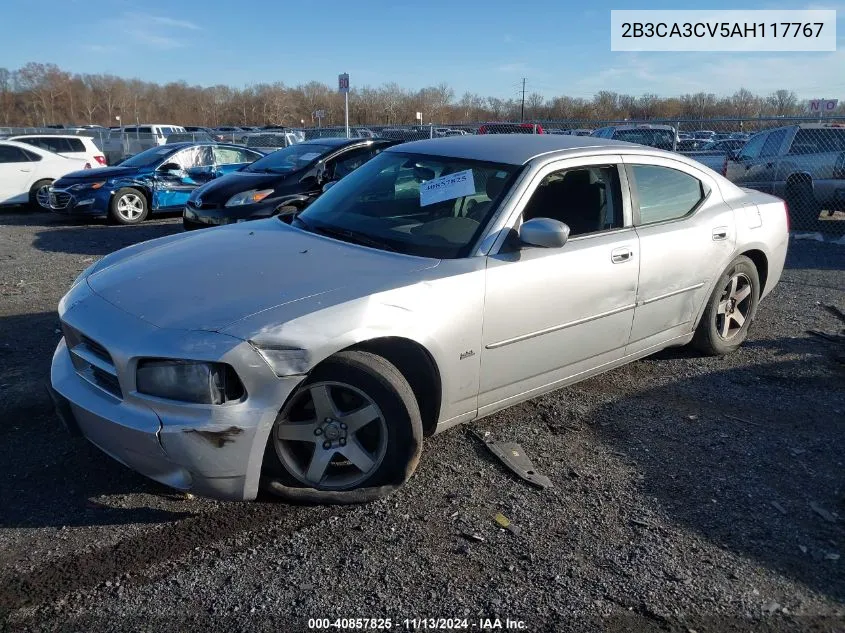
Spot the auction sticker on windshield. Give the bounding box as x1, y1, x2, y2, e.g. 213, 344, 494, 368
420, 169, 475, 206
299, 152, 321, 161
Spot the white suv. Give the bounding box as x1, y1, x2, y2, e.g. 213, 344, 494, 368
9, 134, 107, 167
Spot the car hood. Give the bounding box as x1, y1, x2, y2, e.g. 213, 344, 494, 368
85, 219, 439, 332
57, 165, 140, 183
193, 169, 298, 202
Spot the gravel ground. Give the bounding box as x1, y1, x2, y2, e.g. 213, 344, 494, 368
0, 209, 843, 633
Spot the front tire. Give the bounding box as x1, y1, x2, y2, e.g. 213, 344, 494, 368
30, 179, 53, 210
262, 351, 423, 504
109, 188, 149, 225
692, 255, 760, 356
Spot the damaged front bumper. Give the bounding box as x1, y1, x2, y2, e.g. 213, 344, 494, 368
50, 286, 304, 500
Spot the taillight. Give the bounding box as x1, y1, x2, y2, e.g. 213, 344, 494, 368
84, 162, 91, 169
94, 155, 107, 166
721, 156, 728, 176
783, 201, 790, 233
833, 152, 845, 179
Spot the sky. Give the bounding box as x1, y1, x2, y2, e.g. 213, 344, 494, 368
1, 0, 843, 100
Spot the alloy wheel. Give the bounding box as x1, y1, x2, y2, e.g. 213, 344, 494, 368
715, 273, 752, 340
273, 381, 388, 490
116, 193, 144, 221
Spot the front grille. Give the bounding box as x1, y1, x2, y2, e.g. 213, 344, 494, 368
80, 335, 111, 363
62, 323, 122, 399
49, 190, 72, 209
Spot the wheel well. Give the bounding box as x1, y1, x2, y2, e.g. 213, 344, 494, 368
741, 249, 769, 294
348, 337, 442, 436
111, 185, 151, 209
785, 172, 812, 189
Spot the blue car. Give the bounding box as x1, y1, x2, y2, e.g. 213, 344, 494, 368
47, 143, 264, 224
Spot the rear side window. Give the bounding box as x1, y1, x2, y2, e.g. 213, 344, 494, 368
0, 145, 32, 163
66, 138, 86, 152
788, 129, 845, 155
22, 137, 70, 153
760, 128, 789, 158
631, 165, 706, 225
138, 127, 152, 135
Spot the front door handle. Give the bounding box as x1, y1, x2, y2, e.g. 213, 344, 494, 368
611, 247, 633, 263
712, 227, 728, 240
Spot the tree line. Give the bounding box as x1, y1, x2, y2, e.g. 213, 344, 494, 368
0, 62, 841, 128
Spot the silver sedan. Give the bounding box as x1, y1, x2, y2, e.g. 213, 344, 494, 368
49, 135, 789, 502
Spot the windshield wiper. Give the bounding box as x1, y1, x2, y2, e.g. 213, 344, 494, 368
295, 218, 397, 252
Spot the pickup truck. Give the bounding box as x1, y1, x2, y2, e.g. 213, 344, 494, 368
725, 123, 845, 231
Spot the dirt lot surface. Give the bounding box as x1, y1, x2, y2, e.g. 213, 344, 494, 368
0, 209, 843, 633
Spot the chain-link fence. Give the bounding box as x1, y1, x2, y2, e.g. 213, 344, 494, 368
4, 118, 843, 233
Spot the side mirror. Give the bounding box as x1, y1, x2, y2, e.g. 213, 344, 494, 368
519, 217, 570, 248
322, 180, 338, 193
159, 162, 181, 172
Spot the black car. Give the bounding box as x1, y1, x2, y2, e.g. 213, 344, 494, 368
183, 138, 398, 230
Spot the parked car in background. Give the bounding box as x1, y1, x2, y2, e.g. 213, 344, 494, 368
676, 139, 709, 152
702, 138, 746, 153
566, 129, 594, 136
477, 122, 545, 134
166, 132, 216, 144
730, 132, 751, 141
693, 130, 716, 140
242, 131, 303, 154
50, 134, 788, 502
591, 124, 677, 150
184, 126, 217, 137
183, 138, 398, 229
0, 140, 90, 207
102, 124, 186, 164
213, 127, 249, 142
46, 143, 263, 225
9, 134, 107, 167
726, 123, 845, 230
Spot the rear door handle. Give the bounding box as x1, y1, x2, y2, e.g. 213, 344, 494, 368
611, 247, 633, 263
712, 227, 728, 241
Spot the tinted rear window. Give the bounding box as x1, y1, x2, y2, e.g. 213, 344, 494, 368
788, 129, 845, 155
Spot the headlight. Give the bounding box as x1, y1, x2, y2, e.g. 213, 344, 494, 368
251, 345, 310, 376
136, 359, 245, 404
225, 189, 274, 207
69, 181, 106, 191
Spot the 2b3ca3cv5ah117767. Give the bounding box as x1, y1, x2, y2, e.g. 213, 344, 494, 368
49, 134, 788, 503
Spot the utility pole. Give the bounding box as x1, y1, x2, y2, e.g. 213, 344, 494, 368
520, 78, 526, 122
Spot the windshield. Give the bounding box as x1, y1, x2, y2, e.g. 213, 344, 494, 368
118, 146, 179, 168
294, 151, 520, 259
244, 143, 333, 173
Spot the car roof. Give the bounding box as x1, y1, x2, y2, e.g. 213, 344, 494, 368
9, 134, 92, 140
388, 134, 639, 165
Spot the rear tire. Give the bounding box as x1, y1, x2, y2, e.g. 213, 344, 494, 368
29, 179, 53, 210
109, 188, 148, 225
785, 179, 821, 232
692, 256, 760, 356
262, 351, 423, 504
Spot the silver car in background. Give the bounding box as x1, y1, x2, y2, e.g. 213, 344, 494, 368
49, 135, 789, 503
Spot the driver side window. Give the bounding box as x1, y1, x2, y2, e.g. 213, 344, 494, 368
521, 165, 624, 237
170, 146, 214, 169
